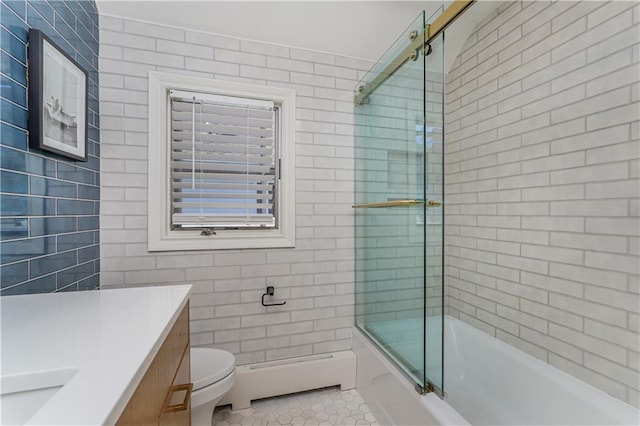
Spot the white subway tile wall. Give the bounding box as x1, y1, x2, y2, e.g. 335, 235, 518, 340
445, 1, 640, 407
99, 15, 373, 365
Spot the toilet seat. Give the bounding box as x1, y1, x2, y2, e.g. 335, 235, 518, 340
190, 348, 236, 390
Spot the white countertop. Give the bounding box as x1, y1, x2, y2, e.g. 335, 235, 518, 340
0, 285, 192, 425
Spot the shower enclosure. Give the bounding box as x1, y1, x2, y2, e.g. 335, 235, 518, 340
354, 6, 447, 396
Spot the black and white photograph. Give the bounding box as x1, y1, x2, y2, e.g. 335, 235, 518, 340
28, 29, 88, 161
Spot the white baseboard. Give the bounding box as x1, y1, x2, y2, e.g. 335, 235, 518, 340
219, 351, 356, 410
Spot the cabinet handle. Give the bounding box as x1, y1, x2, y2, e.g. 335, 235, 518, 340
161, 383, 193, 414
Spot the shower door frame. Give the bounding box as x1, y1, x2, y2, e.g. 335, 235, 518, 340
354, 0, 475, 105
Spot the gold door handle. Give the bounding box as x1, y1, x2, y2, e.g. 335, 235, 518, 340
352, 199, 442, 208
161, 383, 193, 414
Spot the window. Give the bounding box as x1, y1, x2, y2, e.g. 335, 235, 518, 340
148, 72, 295, 251
170, 91, 277, 229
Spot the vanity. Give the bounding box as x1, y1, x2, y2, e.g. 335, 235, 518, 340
0, 285, 192, 425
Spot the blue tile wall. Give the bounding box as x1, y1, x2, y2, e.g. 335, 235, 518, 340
0, 0, 100, 295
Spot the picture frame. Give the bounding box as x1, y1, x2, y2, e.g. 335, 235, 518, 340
28, 29, 88, 161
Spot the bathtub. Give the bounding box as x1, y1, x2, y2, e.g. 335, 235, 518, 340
353, 316, 640, 425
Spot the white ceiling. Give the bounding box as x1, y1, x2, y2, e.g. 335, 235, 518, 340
97, 1, 500, 72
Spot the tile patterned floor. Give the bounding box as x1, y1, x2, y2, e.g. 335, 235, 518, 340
212, 386, 378, 426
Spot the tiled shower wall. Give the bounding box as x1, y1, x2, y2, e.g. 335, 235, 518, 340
0, 0, 100, 295
98, 15, 373, 365
445, 1, 640, 406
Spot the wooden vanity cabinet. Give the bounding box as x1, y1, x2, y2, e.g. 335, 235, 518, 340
117, 303, 191, 426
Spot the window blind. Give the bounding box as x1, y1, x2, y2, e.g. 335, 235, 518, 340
170, 90, 277, 229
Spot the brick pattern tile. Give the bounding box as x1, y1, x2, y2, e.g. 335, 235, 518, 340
445, 0, 640, 407
0, 0, 100, 295
99, 16, 374, 365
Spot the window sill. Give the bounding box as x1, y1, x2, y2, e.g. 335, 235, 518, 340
148, 229, 295, 252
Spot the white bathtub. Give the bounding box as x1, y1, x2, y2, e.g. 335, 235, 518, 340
353, 316, 640, 425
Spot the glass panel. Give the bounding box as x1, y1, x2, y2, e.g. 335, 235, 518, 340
354, 5, 445, 395
354, 11, 427, 387
424, 17, 445, 395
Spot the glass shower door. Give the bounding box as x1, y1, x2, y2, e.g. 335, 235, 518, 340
354, 10, 427, 389
354, 7, 445, 395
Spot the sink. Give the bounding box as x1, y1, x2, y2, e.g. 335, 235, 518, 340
1, 369, 77, 425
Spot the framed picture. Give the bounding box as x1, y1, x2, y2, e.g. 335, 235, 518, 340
28, 29, 88, 161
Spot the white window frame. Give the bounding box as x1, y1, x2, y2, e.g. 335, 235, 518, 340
148, 72, 295, 251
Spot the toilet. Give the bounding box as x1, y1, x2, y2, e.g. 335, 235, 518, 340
190, 348, 236, 426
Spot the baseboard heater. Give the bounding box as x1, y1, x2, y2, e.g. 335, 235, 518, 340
218, 350, 357, 410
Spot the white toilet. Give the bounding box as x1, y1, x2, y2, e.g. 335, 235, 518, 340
190, 348, 236, 426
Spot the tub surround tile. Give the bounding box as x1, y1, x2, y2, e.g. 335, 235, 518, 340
445, 0, 640, 408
